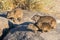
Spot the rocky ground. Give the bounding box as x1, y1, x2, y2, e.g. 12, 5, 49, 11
0, 10, 59, 40
3, 24, 60, 40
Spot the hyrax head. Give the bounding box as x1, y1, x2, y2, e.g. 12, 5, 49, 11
41, 23, 51, 32
31, 14, 40, 22
28, 24, 38, 32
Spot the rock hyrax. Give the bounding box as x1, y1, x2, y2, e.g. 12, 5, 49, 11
31, 14, 56, 29
7, 8, 23, 23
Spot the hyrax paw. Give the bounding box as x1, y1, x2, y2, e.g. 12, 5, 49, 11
28, 24, 38, 32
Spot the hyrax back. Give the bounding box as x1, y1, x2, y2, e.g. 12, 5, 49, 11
41, 23, 51, 32
28, 24, 38, 33
7, 8, 23, 23
31, 15, 56, 29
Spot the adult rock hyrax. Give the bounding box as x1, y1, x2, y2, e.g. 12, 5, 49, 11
31, 14, 56, 29
7, 8, 23, 23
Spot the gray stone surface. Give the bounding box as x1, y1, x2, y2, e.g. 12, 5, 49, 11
0, 17, 9, 37
3, 10, 60, 40
3, 25, 44, 40
3, 23, 60, 40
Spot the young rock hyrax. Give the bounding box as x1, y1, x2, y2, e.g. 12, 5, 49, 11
7, 8, 23, 23
31, 14, 56, 29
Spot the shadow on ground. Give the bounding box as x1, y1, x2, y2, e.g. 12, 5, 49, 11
0, 21, 17, 40
0, 12, 7, 18
10, 22, 34, 34
0, 21, 34, 40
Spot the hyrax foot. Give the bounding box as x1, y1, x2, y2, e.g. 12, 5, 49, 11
27, 24, 38, 33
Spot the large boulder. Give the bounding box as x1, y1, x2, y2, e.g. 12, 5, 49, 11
3, 24, 44, 40
3, 23, 60, 40
2, 9, 60, 40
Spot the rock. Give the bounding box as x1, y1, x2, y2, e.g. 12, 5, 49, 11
3, 23, 60, 40
3, 25, 44, 40
0, 17, 9, 37
2, 9, 60, 40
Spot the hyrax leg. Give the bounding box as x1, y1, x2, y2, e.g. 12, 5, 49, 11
35, 22, 42, 30
28, 24, 38, 33
41, 23, 51, 32
51, 20, 56, 29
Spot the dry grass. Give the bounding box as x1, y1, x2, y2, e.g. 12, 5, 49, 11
0, 0, 60, 18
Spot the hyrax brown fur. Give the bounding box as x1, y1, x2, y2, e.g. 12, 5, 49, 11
7, 8, 23, 23
40, 23, 51, 32
28, 24, 38, 33
27, 23, 51, 32
31, 15, 56, 29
